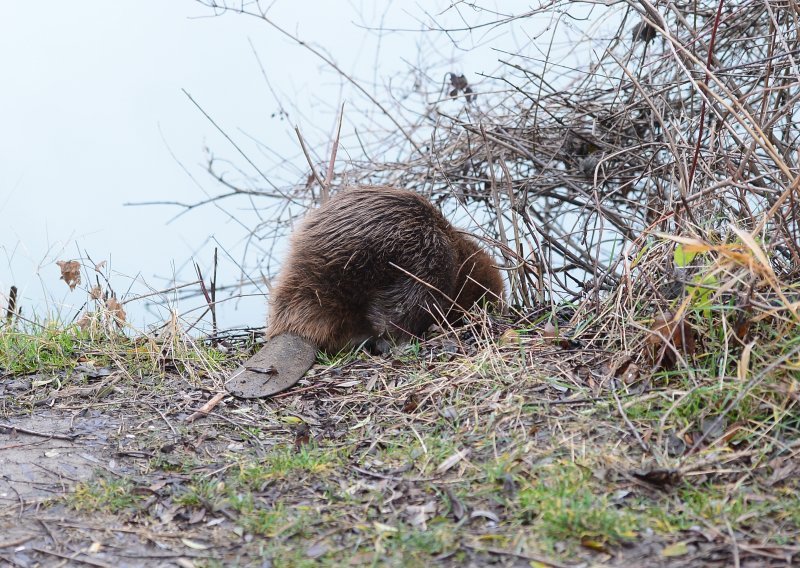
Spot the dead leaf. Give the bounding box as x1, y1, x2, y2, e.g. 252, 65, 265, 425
661, 541, 689, 557
94, 260, 107, 272
305, 542, 329, 559
56, 260, 81, 290
180, 538, 210, 550
543, 320, 558, 339
632, 467, 681, 487
148, 479, 169, 492
105, 297, 126, 326
444, 487, 466, 521
90, 285, 103, 300
581, 536, 610, 553
294, 423, 311, 450
405, 501, 436, 530
648, 310, 696, 369
76, 312, 93, 330
436, 448, 470, 473
188, 508, 205, 524
402, 392, 421, 413
470, 509, 500, 523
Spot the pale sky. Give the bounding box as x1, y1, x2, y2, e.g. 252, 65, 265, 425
0, 1, 596, 330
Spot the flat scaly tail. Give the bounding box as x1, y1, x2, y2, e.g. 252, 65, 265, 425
225, 334, 317, 398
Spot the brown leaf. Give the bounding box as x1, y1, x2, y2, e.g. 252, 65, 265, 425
188, 508, 205, 524
405, 501, 436, 530
614, 359, 640, 384
436, 449, 470, 473
647, 311, 674, 345
105, 297, 126, 326
766, 457, 798, 486
449, 73, 468, 91
90, 285, 103, 300
632, 467, 681, 487
402, 392, 421, 413
294, 423, 311, 450
444, 487, 466, 521
581, 536, 610, 553
631, 21, 657, 43
648, 310, 696, 369
76, 312, 93, 330
56, 260, 81, 291
542, 320, 558, 339
305, 542, 329, 559
733, 303, 752, 343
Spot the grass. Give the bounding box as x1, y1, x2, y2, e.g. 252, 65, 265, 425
4, 244, 799, 567
515, 462, 638, 544
69, 476, 145, 513
4, 311, 796, 566
236, 444, 341, 484
0, 316, 228, 387
0, 322, 83, 374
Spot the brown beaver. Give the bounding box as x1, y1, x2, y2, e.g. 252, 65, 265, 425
226, 186, 504, 398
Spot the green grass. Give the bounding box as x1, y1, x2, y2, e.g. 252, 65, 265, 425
0, 322, 82, 374
316, 345, 363, 367
515, 462, 638, 544
174, 477, 225, 509
236, 444, 340, 486
69, 476, 145, 513
0, 318, 227, 388
15, 278, 800, 566
166, 444, 343, 539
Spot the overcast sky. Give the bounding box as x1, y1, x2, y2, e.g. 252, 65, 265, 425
0, 1, 599, 330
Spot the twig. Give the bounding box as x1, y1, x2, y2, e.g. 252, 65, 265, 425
185, 392, 227, 423
323, 102, 346, 202
295, 127, 326, 192
0, 423, 78, 441
30, 547, 114, 568
460, 543, 573, 568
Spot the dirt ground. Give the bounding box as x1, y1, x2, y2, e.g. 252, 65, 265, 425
1, 335, 798, 568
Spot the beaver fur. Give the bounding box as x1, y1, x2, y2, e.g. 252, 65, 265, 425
267, 187, 504, 352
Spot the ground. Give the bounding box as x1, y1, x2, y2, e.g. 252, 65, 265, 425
1, 322, 798, 567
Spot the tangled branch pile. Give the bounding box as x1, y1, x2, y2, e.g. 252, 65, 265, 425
205, 0, 800, 377
343, 0, 800, 375
350, 1, 800, 311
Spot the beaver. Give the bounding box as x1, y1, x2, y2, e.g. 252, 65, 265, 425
226, 186, 504, 398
